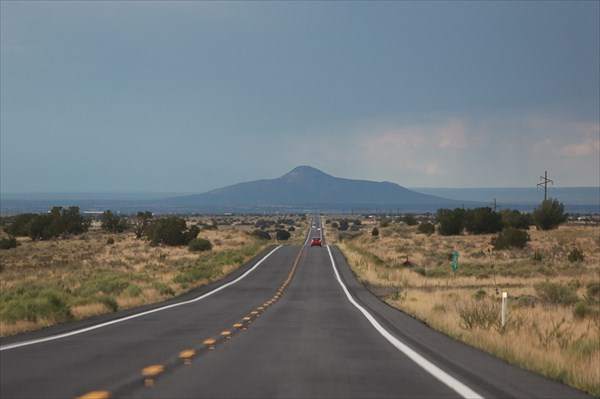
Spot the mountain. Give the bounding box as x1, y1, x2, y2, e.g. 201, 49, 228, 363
165, 166, 469, 212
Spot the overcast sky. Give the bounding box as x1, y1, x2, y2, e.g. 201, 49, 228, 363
1, 1, 598, 193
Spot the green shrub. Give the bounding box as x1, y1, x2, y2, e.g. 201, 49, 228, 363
101, 210, 128, 233
573, 302, 591, 319
402, 214, 417, 226
16, 206, 90, 240
454, 298, 500, 330
98, 296, 118, 312
250, 230, 271, 240
464, 207, 504, 234
371, 227, 379, 237
532, 198, 567, 230
150, 282, 175, 296
188, 238, 213, 252
432, 304, 447, 313
567, 248, 585, 263
534, 281, 579, 306
4, 213, 37, 236
414, 267, 427, 276
417, 222, 435, 235
473, 289, 487, 300
275, 230, 291, 241
491, 228, 530, 249
420, 267, 450, 278
146, 217, 198, 246
585, 281, 600, 304
173, 268, 215, 284
0, 236, 18, 250
0, 287, 72, 323
106, 237, 115, 245
515, 295, 538, 308
77, 272, 130, 297
501, 209, 532, 229
436, 208, 465, 236
338, 219, 349, 231
125, 284, 142, 297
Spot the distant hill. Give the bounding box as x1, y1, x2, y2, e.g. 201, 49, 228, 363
3, 167, 596, 214
165, 166, 469, 212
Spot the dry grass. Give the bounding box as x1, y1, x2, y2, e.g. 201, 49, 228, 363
326, 220, 600, 396
0, 216, 310, 337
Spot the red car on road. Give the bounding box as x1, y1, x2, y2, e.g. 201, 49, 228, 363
310, 237, 322, 247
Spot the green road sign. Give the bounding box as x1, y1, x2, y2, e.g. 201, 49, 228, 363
452, 251, 459, 271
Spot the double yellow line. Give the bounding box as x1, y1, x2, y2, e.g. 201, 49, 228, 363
77, 244, 306, 399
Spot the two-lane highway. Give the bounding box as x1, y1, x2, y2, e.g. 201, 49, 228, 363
1, 244, 300, 398
1, 218, 591, 398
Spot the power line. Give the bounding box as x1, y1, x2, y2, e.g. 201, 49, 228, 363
537, 171, 554, 201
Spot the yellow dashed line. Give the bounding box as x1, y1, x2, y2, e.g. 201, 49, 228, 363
179, 350, 195, 364
142, 365, 164, 387
75, 243, 308, 398
203, 338, 216, 350
76, 391, 110, 399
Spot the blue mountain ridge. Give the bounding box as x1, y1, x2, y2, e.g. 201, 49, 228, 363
165, 166, 470, 209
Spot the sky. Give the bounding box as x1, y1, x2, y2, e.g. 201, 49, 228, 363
1, 1, 599, 194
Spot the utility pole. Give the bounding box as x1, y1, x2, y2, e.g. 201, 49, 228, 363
492, 198, 501, 212
537, 171, 553, 201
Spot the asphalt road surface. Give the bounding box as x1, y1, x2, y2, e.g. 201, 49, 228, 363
0, 219, 591, 398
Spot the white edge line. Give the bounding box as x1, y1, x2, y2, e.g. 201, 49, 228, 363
326, 245, 484, 399
0, 245, 283, 351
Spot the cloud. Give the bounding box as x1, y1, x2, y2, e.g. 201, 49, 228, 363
289, 113, 598, 187
559, 122, 600, 157
287, 118, 481, 185
526, 117, 599, 157
561, 139, 600, 156
351, 118, 477, 178
437, 119, 469, 149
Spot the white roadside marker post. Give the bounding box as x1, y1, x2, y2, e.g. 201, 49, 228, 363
501, 292, 508, 329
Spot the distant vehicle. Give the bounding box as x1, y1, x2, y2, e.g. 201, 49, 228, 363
310, 237, 322, 247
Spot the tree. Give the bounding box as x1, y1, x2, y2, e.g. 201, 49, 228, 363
146, 217, 198, 246
25, 206, 89, 240
185, 225, 200, 244
436, 208, 466, 236
464, 208, 503, 234
501, 209, 532, 230
338, 219, 349, 231
533, 198, 567, 230
276, 229, 291, 241
131, 211, 153, 239
62, 206, 90, 235
5, 214, 37, 237
101, 210, 127, 233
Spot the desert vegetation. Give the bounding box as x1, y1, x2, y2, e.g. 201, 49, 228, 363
0, 213, 308, 336
326, 214, 600, 396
